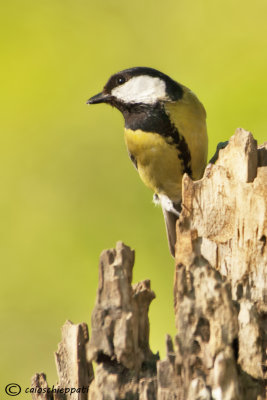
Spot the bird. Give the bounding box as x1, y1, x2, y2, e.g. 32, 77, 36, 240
87, 67, 208, 257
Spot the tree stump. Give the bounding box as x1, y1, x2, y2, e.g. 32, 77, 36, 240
31, 129, 266, 400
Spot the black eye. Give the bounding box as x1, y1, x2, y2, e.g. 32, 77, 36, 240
117, 76, 125, 85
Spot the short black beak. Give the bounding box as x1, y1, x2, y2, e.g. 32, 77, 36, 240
86, 92, 111, 105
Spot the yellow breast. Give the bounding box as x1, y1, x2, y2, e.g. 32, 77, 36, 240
124, 87, 208, 203
124, 129, 183, 202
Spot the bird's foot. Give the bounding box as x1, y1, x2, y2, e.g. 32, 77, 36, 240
208, 141, 229, 164
153, 193, 160, 205
157, 194, 180, 217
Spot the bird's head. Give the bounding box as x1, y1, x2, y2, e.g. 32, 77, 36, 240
87, 67, 183, 112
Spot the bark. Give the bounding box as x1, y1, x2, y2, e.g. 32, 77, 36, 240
31, 129, 266, 400
31, 321, 94, 400
87, 241, 158, 400
166, 128, 266, 400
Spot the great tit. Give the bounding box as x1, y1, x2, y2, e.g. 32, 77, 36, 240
87, 67, 208, 257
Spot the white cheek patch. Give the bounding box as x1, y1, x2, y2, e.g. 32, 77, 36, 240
111, 75, 167, 104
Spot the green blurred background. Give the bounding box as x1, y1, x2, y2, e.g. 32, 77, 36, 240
1, 0, 266, 396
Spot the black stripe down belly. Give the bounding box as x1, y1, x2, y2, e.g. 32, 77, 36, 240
123, 102, 192, 177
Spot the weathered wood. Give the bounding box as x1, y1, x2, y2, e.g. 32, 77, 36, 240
88, 242, 156, 372
168, 128, 266, 399
31, 373, 53, 400
55, 321, 94, 400
31, 243, 158, 400
88, 241, 158, 400
31, 128, 266, 400
31, 321, 94, 400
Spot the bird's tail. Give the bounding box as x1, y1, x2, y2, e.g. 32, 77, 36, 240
162, 202, 181, 257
